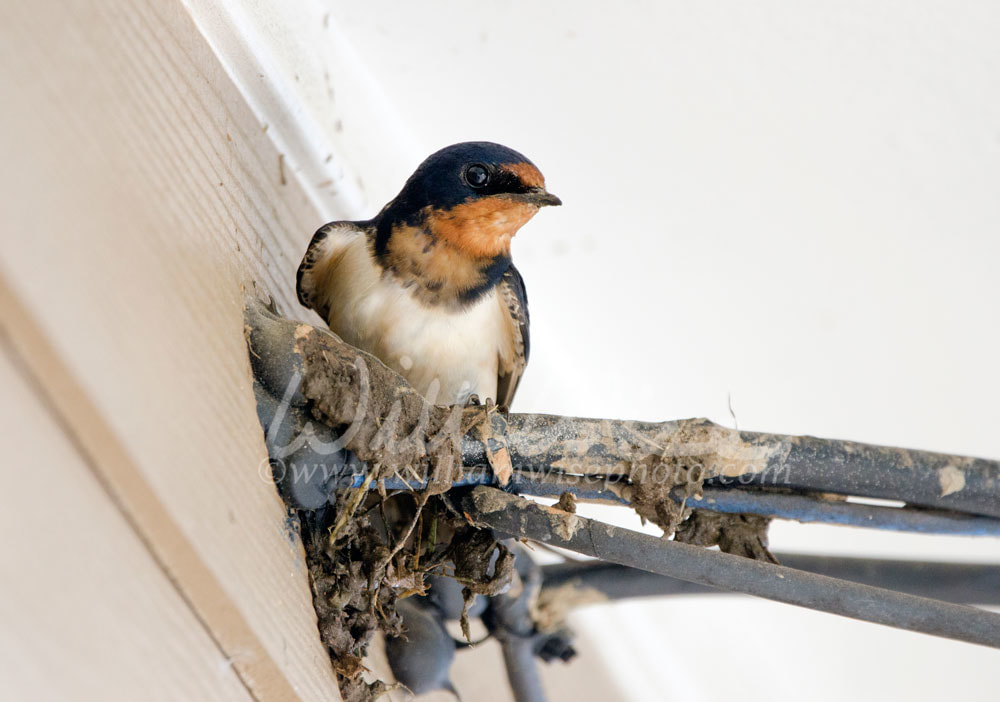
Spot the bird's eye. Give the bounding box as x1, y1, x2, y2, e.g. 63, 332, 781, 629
464, 164, 489, 188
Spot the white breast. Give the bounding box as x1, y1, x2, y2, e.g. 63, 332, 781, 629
311, 227, 510, 404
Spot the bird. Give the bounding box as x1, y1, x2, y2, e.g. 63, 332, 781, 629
296, 141, 560, 408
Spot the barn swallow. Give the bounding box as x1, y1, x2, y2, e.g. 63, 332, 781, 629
297, 142, 560, 408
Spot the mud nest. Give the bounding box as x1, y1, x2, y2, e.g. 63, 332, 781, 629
283, 321, 774, 699
299, 489, 516, 701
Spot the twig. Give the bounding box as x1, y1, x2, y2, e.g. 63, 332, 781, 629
330, 469, 375, 544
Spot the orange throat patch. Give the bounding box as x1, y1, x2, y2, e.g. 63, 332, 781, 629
423, 197, 539, 259
380, 197, 537, 306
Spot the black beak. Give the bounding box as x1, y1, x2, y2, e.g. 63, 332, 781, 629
524, 187, 562, 207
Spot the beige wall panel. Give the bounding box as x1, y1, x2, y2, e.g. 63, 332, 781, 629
0, 1, 342, 699
0, 345, 255, 702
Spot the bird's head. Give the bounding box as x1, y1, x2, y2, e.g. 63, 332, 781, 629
375, 141, 560, 259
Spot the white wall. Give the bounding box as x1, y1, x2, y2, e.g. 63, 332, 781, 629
323, 3, 1000, 700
